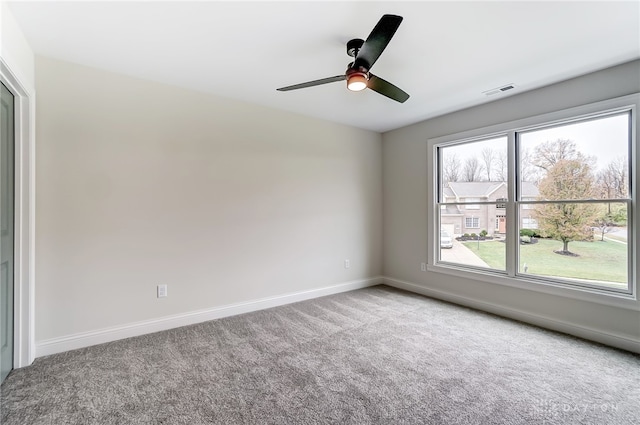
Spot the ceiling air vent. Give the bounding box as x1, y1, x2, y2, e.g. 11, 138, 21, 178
482, 84, 516, 96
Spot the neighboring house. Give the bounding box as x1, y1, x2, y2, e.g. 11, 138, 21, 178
441, 181, 539, 236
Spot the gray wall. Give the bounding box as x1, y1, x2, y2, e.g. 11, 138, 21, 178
28, 53, 640, 352
35, 56, 382, 341
382, 60, 640, 347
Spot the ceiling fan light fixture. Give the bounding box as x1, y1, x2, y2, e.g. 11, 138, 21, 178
347, 73, 368, 91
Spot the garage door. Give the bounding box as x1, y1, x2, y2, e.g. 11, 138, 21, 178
441, 224, 455, 237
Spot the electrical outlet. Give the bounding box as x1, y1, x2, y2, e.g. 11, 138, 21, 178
157, 284, 168, 298
344, 259, 350, 269
421, 262, 426, 272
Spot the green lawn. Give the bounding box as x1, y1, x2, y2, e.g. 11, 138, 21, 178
462, 239, 627, 284
460, 240, 506, 270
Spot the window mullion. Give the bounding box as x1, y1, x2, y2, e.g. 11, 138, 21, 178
506, 130, 518, 277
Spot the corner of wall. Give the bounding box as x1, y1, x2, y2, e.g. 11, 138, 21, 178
0, 3, 35, 92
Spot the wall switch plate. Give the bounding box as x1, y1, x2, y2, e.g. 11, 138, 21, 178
421, 262, 426, 272
157, 284, 168, 298
344, 259, 350, 269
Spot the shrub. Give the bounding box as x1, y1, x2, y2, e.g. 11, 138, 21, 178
520, 229, 536, 238
470, 233, 477, 238
463, 233, 470, 238
480, 229, 488, 237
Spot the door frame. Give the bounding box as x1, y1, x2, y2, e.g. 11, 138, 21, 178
0, 57, 35, 368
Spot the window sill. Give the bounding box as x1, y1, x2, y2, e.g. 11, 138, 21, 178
427, 262, 639, 311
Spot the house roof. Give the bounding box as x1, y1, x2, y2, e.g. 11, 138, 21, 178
521, 182, 539, 198
442, 187, 455, 198
448, 182, 504, 198
444, 181, 539, 199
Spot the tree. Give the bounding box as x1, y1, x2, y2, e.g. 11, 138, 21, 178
519, 147, 542, 184
597, 167, 615, 201
481, 147, 495, 181
462, 157, 484, 182
443, 153, 461, 184
597, 156, 628, 199
495, 149, 508, 182
593, 214, 615, 242
533, 139, 585, 171
596, 157, 628, 216
609, 157, 628, 198
535, 158, 598, 254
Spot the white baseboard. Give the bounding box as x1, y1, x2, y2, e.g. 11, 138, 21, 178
383, 276, 640, 354
36, 277, 383, 358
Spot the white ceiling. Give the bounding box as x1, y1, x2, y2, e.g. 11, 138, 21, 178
7, 1, 640, 133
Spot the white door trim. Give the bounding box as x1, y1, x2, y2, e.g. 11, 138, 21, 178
0, 57, 35, 368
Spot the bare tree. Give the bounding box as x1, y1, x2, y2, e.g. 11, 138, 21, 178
532, 139, 579, 171
442, 153, 462, 183
495, 149, 508, 182
462, 157, 484, 182
593, 216, 615, 242
597, 156, 628, 214
481, 147, 495, 181
533, 139, 595, 172
597, 167, 615, 200
606, 156, 628, 198
519, 147, 542, 184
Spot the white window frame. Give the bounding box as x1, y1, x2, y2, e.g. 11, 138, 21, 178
428, 94, 638, 310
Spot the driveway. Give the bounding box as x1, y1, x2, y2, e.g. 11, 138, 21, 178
440, 239, 490, 268
605, 226, 627, 242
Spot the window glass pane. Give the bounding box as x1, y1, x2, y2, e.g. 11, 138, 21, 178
440, 136, 508, 202
519, 113, 630, 201
439, 205, 506, 271
518, 202, 628, 290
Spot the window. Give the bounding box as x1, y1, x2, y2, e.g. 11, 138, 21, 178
432, 94, 637, 298
517, 113, 630, 291
465, 217, 480, 228
438, 136, 507, 270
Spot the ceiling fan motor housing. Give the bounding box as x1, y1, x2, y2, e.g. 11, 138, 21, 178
346, 66, 369, 79
347, 38, 365, 57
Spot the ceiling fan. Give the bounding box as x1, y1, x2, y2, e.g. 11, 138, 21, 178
277, 14, 409, 103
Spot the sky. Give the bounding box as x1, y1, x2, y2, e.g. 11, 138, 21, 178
520, 112, 629, 171
441, 112, 629, 175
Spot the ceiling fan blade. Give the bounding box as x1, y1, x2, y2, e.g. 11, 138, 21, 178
353, 14, 403, 70
277, 75, 346, 91
368, 74, 410, 103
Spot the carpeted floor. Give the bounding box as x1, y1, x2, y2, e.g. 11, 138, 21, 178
1, 285, 639, 424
